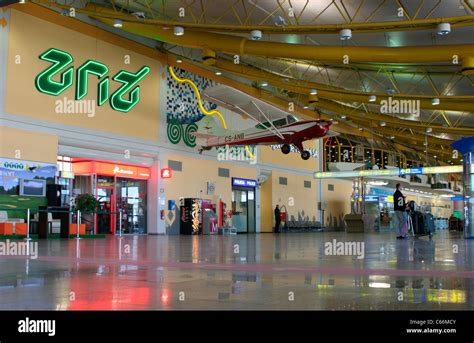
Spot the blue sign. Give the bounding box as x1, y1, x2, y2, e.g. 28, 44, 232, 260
232, 178, 257, 188
365, 196, 379, 202
399, 167, 422, 176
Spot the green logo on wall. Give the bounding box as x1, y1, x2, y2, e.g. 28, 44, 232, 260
167, 120, 198, 147
35, 48, 150, 113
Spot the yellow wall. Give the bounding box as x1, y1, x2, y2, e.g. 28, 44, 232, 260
271, 171, 317, 224
6, 10, 160, 141
0, 126, 58, 164
260, 174, 273, 232
323, 179, 353, 229
163, 154, 256, 226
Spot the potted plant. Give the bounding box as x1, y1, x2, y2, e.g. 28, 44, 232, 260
75, 194, 99, 233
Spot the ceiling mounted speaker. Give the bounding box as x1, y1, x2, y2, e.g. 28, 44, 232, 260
339, 28, 352, 40
437, 22, 451, 35
250, 30, 262, 40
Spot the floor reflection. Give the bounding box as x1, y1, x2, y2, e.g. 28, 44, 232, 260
0, 231, 473, 310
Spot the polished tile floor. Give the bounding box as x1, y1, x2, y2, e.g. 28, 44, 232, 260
0, 230, 472, 310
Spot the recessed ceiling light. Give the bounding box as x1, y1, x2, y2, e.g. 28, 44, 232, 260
368, 95, 377, 102
309, 89, 318, 95
431, 98, 440, 105
437, 22, 451, 35
339, 28, 352, 40
258, 81, 268, 87
426, 127, 432, 133
434, 155, 437, 158
379, 122, 386, 127
215, 71, 222, 76
113, 19, 123, 28
303, 106, 309, 109
176, 58, 183, 63
359, 127, 363, 131
340, 115, 346, 119
174, 26, 185, 36
390, 136, 395, 139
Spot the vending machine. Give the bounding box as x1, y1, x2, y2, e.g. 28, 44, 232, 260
180, 198, 218, 235
180, 198, 202, 235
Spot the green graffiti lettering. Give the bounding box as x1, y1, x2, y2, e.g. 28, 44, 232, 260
75, 60, 109, 105
110, 66, 150, 113
35, 48, 74, 96
35, 48, 150, 112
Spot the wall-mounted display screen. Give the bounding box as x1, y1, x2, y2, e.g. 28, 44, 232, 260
19, 179, 46, 197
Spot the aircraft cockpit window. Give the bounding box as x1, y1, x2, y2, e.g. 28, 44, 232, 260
272, 118, 288, 127
287, 115, 298, 124
255, 122, 271, 129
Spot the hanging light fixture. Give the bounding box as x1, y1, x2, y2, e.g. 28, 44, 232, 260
174, 26, 185, 36
113, 19, 123, 28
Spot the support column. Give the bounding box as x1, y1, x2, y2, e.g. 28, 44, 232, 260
451, 137, 474, 238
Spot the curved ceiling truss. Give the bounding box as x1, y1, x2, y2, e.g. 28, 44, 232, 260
31, 0, 474, 165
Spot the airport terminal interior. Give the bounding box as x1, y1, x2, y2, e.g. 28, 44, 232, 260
0, 0, 474, 310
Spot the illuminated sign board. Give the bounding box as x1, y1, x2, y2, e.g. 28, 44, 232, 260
232, 178, 257, 188
399, 168, 422, 175
35, 48, 150, 113
422, 166, 463, 174
72, 161, 150, 180
365, 196, 379, 202
314, 165, 463, 179
60, 171, 75, 179
161, 168, 172, 179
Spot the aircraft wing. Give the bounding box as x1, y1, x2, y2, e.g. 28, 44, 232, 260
202, 85, 291, 123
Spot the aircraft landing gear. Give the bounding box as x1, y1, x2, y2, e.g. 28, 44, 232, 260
301, 150, 311, 160
281, 144, 291, 154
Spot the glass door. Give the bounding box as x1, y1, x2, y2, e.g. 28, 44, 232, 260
97, 187, 114, 234
231, 187, 256, 233
116, 178, 147, 234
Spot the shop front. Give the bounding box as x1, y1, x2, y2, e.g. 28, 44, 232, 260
72, 160, 150, 235
231, 178, 256, 233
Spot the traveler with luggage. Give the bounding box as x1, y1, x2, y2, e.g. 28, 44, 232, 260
393, 183, 408, 239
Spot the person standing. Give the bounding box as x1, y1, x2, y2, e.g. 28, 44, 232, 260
274, 205, 281, 233
393, 183, 408, 239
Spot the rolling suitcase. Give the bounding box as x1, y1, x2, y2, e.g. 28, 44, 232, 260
423, 213, 435, 235
411, 212, 426, 235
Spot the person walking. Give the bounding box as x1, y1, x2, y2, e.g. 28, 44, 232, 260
393, 183, 408, 239
274, 205, 281, 233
